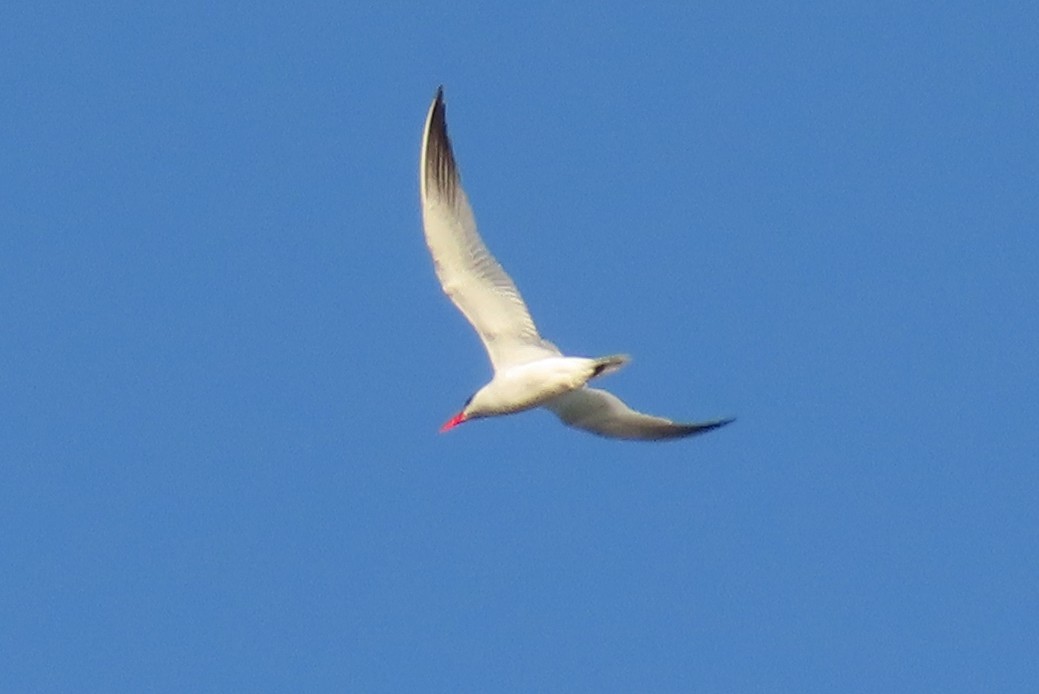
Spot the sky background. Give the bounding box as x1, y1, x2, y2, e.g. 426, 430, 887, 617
3, 2, 1037, 691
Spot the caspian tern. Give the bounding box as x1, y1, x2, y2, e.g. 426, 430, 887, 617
420, 87, 734, 440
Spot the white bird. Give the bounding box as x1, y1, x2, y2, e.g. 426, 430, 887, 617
420, 87, 733, 441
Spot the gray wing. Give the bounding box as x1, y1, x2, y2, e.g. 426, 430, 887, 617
544, 387, 734, 441
420, 87, 560, 371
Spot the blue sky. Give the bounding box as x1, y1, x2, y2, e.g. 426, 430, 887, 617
3, 2, 1037, 691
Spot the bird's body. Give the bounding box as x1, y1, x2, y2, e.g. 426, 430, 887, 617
465, 354, 630, 418
419, 87, 733, 440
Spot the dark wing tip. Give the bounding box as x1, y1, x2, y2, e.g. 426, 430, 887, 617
677, 416, 735, 437
423, 86, 460, 203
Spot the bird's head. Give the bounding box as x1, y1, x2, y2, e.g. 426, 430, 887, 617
440, 393, 478, 433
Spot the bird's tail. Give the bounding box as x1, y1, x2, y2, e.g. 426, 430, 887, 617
590, 354, 630, 379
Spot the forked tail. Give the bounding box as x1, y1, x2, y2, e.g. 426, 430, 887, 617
590, 354, 631, 379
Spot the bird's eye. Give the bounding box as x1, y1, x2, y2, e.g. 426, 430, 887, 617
464, 394, 474, 407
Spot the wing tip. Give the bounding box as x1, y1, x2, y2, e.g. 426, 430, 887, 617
422, 85, 459, 203
675, 416, 735, 439
702, 415, 736, 430
429, 85, 445, 122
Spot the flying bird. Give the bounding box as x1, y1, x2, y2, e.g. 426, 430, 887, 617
419, 87, 733, 440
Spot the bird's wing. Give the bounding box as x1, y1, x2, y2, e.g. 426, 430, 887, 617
420, 87, 560, 371
544, 387, 734, 440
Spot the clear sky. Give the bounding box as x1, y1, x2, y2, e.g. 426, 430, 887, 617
3, 3, 1037, 691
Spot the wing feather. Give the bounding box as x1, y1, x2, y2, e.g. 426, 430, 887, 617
420, 88, 559, 370
545, 387, 734, 441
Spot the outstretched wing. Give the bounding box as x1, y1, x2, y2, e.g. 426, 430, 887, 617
420, 87, 559, 371
544, 387, 734, 441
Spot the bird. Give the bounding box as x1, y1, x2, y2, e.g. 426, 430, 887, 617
419, 87, 734, 441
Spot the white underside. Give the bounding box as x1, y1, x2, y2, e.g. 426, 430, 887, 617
469, 357, 607, 416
